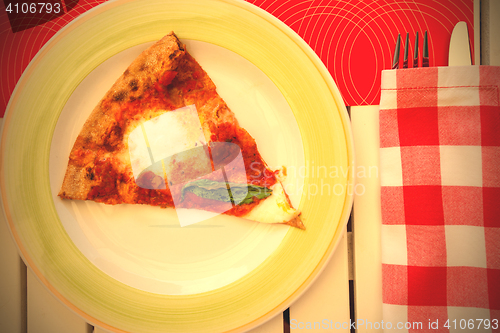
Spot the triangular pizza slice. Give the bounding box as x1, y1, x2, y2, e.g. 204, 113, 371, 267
59, 32, 304, 229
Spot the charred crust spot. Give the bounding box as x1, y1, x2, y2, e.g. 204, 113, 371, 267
139, 62, 148, 71
103, 124, 123, 152
129, 79, 139, 91
123, 69, 130, 76
112, 90, 128, 102
169, 50, 179, 60
175, 37, 185, 51
101, 100, 111, 111
75, 135, 94, 151
86, 167, 95, 180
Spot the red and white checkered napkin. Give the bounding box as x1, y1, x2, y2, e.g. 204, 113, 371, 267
379, 66, 500, 332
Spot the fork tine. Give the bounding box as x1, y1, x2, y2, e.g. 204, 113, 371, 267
403, 32, 409, 68
422, 30, 429, 67
413, 31, 419, 67
392, 33, 401, 69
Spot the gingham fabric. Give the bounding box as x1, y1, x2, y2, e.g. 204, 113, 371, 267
379, 66, 500, 332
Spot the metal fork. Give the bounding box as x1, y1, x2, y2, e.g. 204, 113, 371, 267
392, 31, 428, 69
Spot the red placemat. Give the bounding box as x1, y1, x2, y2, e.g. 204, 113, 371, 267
379, 66, 500, 331
0, 0, 474, 117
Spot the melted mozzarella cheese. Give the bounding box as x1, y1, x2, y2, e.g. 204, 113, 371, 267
241, 182, 300, 224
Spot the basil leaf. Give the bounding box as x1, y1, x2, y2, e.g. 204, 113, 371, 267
181, 179, 272, 205
236, 186, 273, 204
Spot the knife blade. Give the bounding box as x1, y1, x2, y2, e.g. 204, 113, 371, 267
449, 21, 472, 66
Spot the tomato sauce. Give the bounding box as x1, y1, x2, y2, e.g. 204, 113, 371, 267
87, 157, 126, 203
136, 187, 174, 208
213, 123, 277, 188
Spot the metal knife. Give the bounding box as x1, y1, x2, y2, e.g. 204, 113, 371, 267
449, 21, 472, 66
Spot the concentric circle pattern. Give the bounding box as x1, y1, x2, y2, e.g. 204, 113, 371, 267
1, 0, 474, 114
0, 0, 108, 117
247, 0, 474, 105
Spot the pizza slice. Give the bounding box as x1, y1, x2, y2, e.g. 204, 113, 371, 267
58, 32, 304, 229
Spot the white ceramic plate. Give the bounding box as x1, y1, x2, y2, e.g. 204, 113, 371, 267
1, 0, 354, 332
